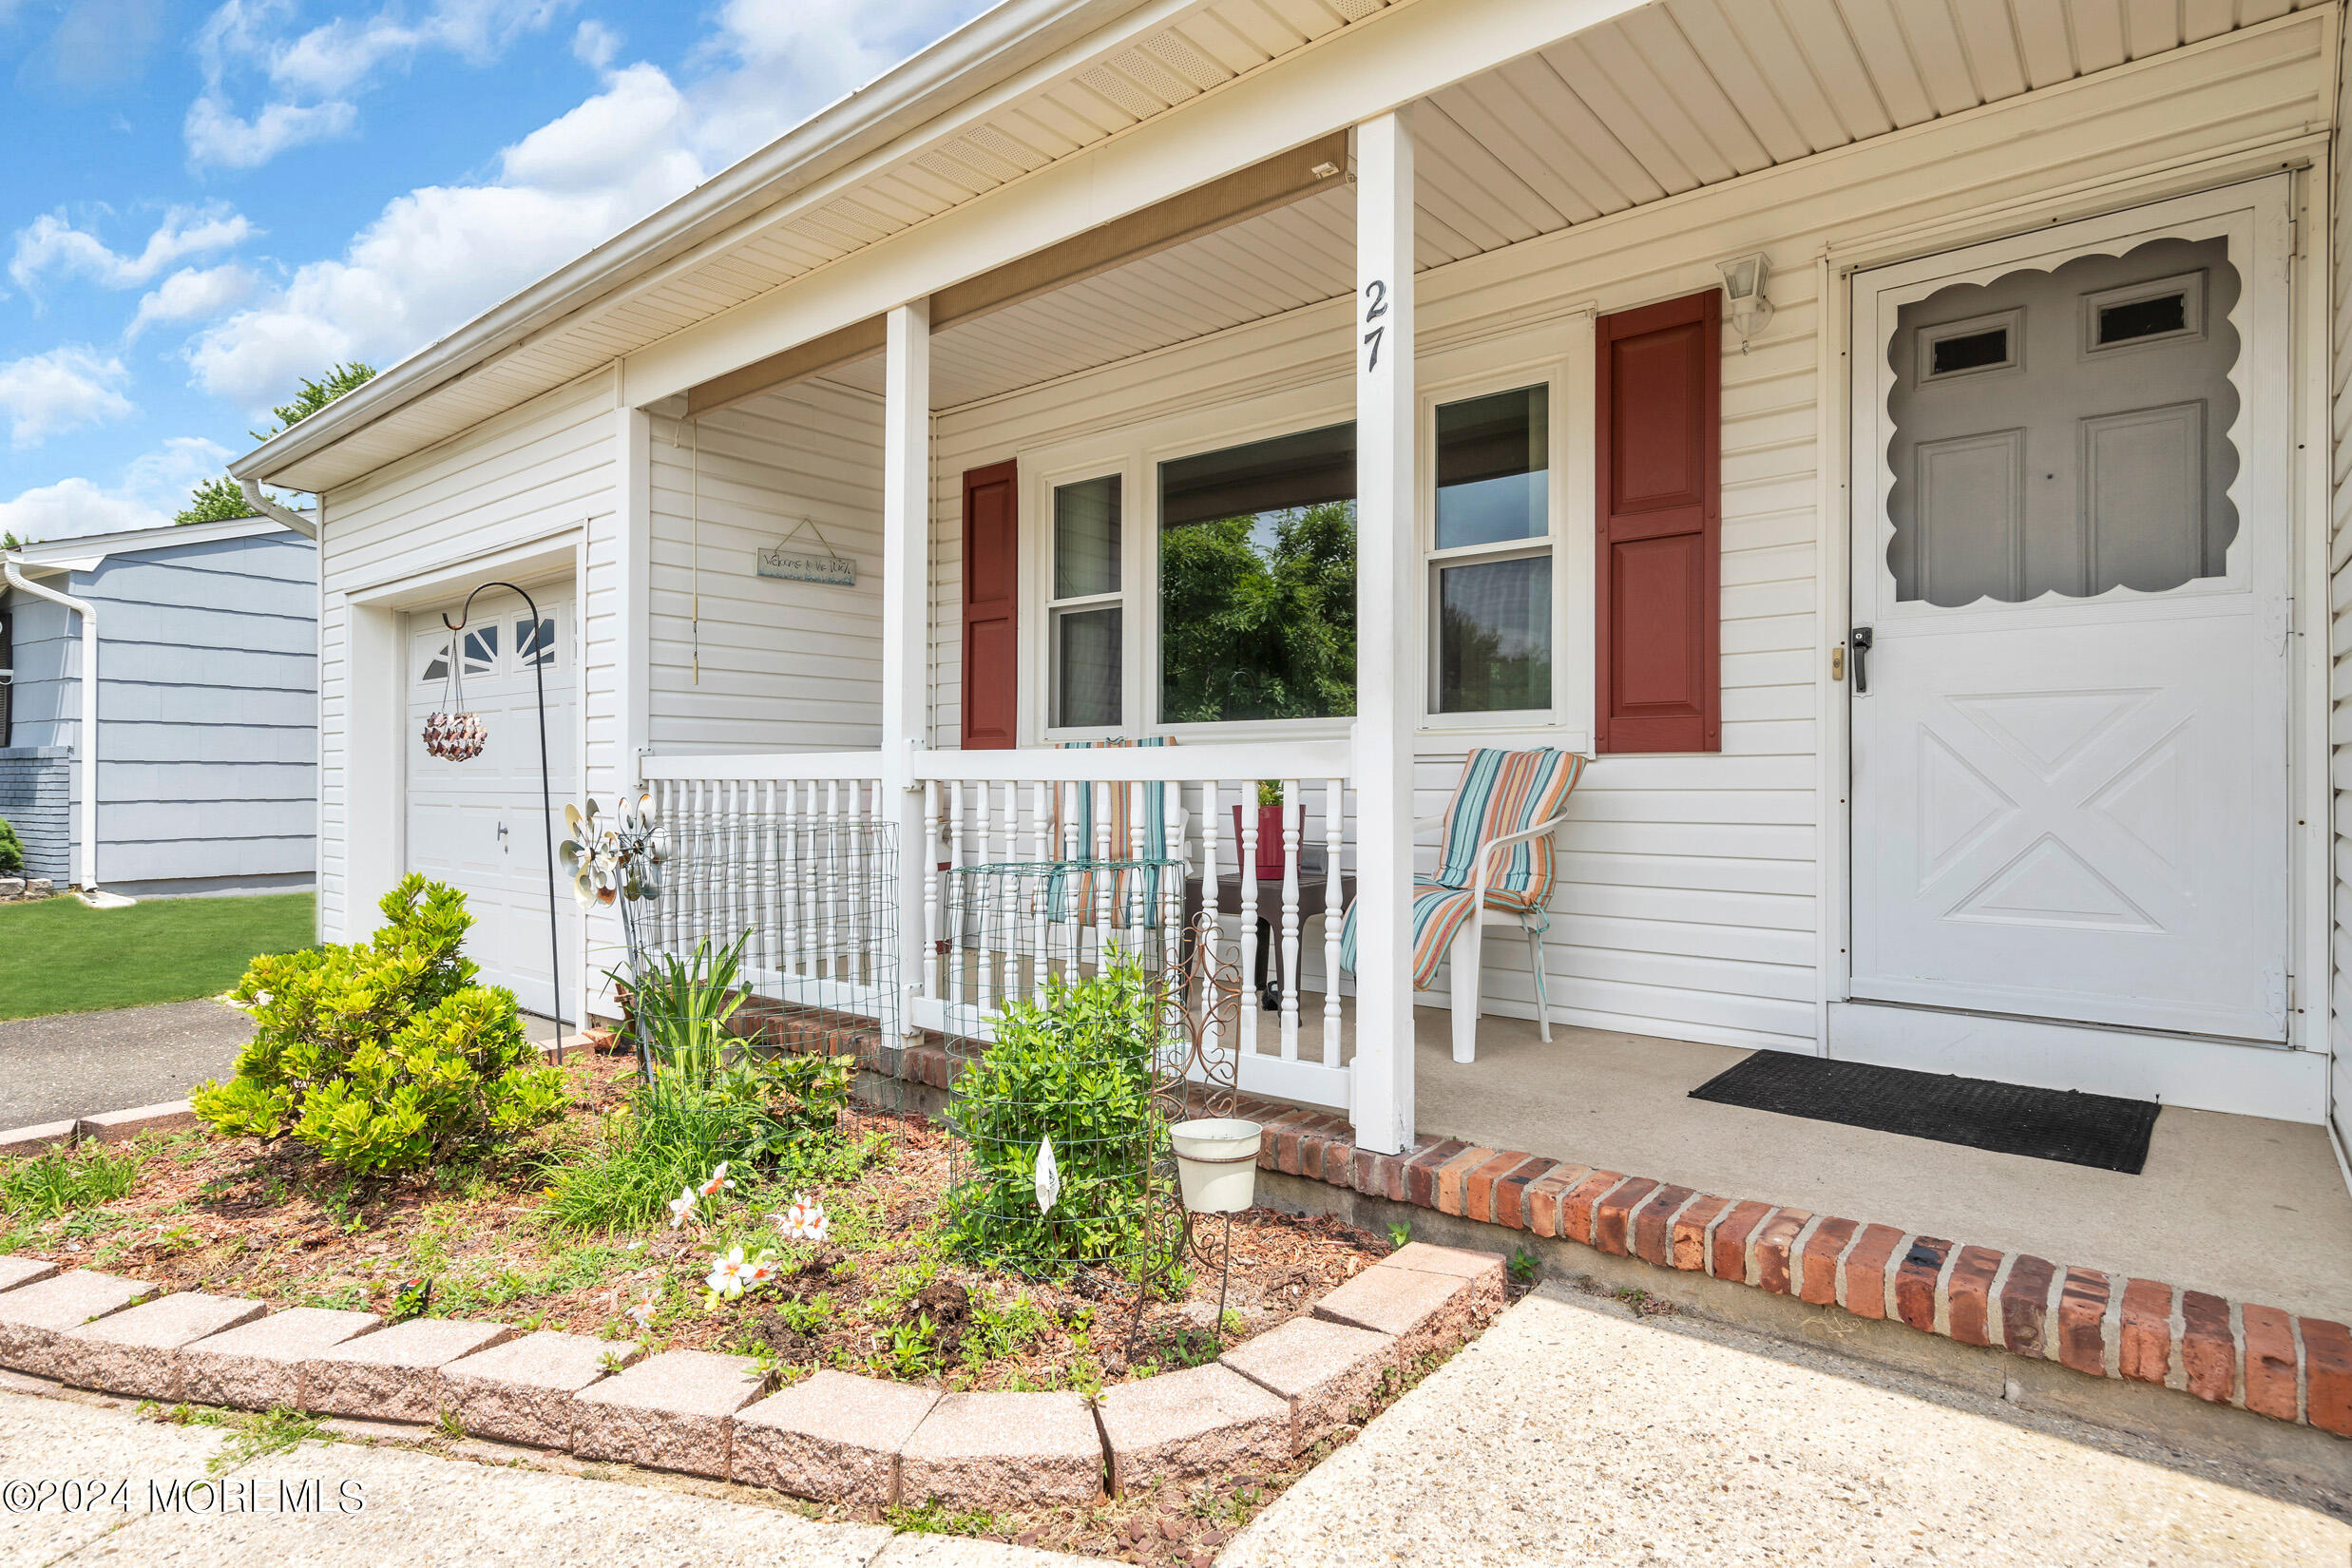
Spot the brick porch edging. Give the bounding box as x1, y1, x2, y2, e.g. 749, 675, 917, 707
845, 1037, 2352, 1443
0, 1243, 1506, 1507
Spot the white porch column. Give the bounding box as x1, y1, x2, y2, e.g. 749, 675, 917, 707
882, 298, 933, 1040
1350, 110, 1417, 1156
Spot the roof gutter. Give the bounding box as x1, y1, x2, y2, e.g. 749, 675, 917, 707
230, 0, 1159, 486
240, 479, 318, 540
3, 558, 129, 906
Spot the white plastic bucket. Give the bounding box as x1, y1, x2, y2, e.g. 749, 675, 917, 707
1170, 1119, 1263, 1214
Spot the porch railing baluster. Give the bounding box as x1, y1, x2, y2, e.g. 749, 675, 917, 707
1280, 776, 1302, 1061
1324, 774, 1345, 1065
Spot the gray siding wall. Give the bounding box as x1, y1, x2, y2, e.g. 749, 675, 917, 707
3, 532, 316, 893
0, 747, 68, 881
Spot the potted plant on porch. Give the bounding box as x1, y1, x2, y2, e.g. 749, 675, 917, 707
1233, 779, 1290, 881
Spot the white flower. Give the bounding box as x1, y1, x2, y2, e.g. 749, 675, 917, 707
625, 1296, 657, 1329
742, 1256, 780, 1291
667, 1186, 698, 1228
698, 1162, 735, 1199
705, 1246, 750, 1298
772, 1193, 830, 1244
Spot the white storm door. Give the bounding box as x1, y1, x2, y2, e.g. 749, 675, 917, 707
1847, 181, 2293, 1042
405, 592, 579, 1019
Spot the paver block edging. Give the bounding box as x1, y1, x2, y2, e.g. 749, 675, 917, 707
181, 1307, 383, 1410
735, 1370, 940, 1505
0, 1269, 159, 1377
48, 1292, 266, 1399
0, 1121, 78, 1157
75, 1101, 201, 1144
440, 1329, 641, 1450
300, 1317, 515, 1423
898, 1389, 1104, 1511
1097, 1362, 1290, 1493
573, 1348, 769, 1479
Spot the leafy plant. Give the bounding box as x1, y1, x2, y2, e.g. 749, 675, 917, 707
1386, 1220, 1412, 1251
190, 875, 566, 1177
0, 1141, 143, 1220
0, 814, 23, 876
942, 955, 1168, 1278
628, 932, 751, 1085
1508, 1248, 1538, 1285
887, 1314, 938, 1378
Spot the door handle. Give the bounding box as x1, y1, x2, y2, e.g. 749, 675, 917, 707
1849, 627, 1873, 695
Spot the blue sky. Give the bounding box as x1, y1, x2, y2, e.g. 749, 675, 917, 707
0, 0, 993, 543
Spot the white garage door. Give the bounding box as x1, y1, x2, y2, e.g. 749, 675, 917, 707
405, 588, 578, 1021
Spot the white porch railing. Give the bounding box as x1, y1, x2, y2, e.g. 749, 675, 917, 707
636, 744, 1356, 1110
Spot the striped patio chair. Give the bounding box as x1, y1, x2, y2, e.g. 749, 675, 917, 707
1045, 736, 1179, 931
1341, 747, 1589, 1063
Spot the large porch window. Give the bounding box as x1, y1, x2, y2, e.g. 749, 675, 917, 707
1157, 422, 1358, 725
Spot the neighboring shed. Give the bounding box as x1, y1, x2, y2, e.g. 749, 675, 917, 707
0, 517, 316, 898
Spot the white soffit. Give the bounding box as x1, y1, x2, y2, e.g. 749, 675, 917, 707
275, 0, 2325, 490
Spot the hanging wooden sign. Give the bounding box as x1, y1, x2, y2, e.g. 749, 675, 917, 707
756, 519, 855, 585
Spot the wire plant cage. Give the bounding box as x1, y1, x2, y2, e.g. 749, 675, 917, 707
564, 788, 910, 1171
940, 854, 1246, 1353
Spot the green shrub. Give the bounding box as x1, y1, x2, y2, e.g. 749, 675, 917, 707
0, 815, 22, 876
627, 932, 750, 1082
191, 875, 565, 1177
942, 956, 1167, 1276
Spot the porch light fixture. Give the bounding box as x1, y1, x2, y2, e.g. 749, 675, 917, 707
1718, 251, 1774, 351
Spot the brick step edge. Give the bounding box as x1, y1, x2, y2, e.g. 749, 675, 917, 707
0, 1245, 1506, 1509
1250, 1108, 2352, 1439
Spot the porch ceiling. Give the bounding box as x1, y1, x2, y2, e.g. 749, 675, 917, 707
260, 0, 2323, 490
825, 0, 2332, 413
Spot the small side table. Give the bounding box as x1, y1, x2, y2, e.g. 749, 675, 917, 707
1182, 872, 1355, 1010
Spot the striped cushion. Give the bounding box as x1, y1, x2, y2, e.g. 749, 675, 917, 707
1340, 747, 1586, 987
1047, 736, 1174, 926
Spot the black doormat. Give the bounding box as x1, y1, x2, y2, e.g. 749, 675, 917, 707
1688, 1053, 2160, 1174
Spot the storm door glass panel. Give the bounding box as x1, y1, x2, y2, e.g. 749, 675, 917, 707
1884, 237, 2240, 605
1437, 555, 1552, 713
1158, 423, 1356, 724
1435, 386, 1548, 549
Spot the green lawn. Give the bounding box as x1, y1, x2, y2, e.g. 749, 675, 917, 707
0, 892, 316, 1021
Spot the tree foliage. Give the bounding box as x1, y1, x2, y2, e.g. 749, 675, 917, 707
251, 360, 377, 441
0, 816, 22, 876
192, 875, 565, 1176
1157, 500, 1357, 724
174, 477, 254, 527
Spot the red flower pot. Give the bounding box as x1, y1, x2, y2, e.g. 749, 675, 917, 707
1233, 803, 1290, 881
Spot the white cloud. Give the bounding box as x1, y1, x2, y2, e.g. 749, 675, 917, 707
0, 347, 135, 448
185, 2, 992, 413
10, 204, 257, 292
126, 263, 259, 340
182, 94, 356, 169
0, 436, 237, 544
570, 18, 617, 70
186, 0, 577, 169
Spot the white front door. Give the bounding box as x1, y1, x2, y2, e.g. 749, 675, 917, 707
1847, 181, 2293, 1042
405, 588, 578, 1020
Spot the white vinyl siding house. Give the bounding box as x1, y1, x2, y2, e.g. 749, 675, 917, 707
238, 0, 2352, 1161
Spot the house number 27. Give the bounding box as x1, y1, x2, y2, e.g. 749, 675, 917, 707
1362, 278, 1388, 372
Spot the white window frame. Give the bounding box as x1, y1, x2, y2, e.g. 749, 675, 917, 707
1019, 320, 1595, 749
1418, 359, 1568, 732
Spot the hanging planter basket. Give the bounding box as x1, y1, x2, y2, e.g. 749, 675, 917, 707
423, 639, 488, 761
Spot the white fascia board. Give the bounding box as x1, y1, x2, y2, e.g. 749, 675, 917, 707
226, 0, 1165, 485
623, 0, 1647, 408
8, 515, 306, 568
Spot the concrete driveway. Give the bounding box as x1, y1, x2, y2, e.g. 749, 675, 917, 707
0, 1001, 254, 1129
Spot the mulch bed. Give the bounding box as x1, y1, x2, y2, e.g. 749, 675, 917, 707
3, 1052, 1389, 1393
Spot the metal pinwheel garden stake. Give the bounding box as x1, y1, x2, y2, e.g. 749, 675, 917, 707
560, 794, 668, 1070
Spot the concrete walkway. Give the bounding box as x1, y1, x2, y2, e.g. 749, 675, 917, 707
0, 1001, 253, 1129
0, 1386, 1087, 1568
1227, 1284, 2351, 1567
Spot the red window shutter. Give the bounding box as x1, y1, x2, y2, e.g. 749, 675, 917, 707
961, 460, 1020, 750
1595, 289, 1720, 754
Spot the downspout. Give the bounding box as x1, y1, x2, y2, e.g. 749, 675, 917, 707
239, 479, 317, 539
2, 558, 126, 906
